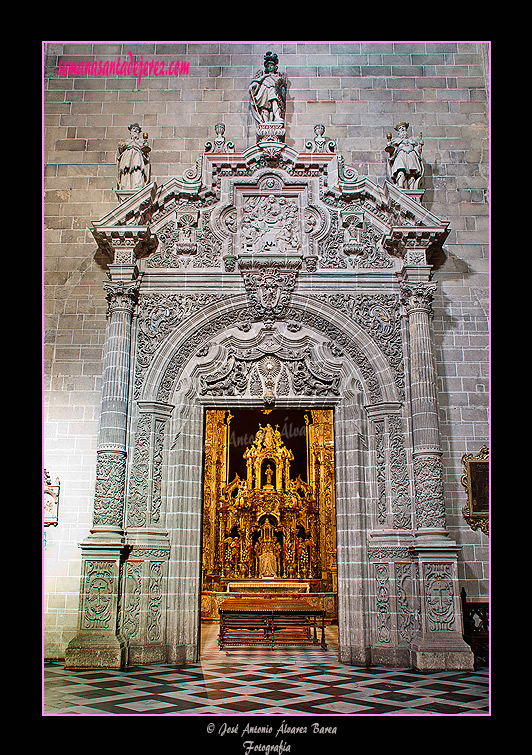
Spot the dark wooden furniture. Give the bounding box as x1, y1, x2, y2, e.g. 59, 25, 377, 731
461, 588, 489, 667
218, 599, 328, 650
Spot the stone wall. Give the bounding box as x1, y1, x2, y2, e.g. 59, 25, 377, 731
43, 41, 489, 658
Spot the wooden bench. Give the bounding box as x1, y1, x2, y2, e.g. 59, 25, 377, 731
218, 599, 328, 650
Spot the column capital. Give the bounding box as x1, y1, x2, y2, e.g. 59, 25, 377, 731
399, 280, 437, 315
103, 277, 142, 316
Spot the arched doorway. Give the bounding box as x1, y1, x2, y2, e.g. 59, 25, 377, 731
139, 297, 396, 666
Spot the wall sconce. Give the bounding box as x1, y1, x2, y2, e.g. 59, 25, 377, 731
44, 469, 60, 527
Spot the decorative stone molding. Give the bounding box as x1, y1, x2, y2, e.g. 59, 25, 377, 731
400, 280, 437, 315
239, 257, 301, 325
93, 225, 158, 268
198, 339, 342, 402
134, 292, 226, 398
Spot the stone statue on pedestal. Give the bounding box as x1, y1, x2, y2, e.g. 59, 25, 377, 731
385, 122, 424, 189
116, 123, 151, 190
249, 51, 286, 124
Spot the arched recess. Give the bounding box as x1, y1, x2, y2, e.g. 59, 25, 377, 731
133, 292, 402, 665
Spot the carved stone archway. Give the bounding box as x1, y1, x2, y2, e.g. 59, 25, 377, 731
66, 58, 473, 670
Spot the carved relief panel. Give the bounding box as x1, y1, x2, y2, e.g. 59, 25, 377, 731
210, 169, 329, 268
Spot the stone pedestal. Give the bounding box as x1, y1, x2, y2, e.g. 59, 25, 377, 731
65, 536, 128, 669
410, 541, 474, 671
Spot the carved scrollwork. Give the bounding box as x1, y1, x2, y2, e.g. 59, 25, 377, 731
93, 450, 127, 528
413, 455, 446, 529
198, 343, 341, 400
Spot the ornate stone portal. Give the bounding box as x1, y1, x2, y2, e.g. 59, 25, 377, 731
65, 53, 474, 672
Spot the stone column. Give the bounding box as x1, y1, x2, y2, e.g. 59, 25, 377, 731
400, 275, 474, 671
65, 278, 140, 669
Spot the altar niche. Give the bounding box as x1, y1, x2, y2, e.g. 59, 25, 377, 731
200, 408, 338, 624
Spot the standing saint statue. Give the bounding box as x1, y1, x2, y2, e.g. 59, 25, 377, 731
385, 122, 424, 189
249, 51, 286, 124
116, 123, 151, 190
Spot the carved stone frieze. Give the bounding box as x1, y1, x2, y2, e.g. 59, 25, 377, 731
198, 341, 342, 401
311, 293, 404, 398
388, 416, 412, 529
395, 561, 420, 644
134, 292, 226, 397
374, 561, 392, 644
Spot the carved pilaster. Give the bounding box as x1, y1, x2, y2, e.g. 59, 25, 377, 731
409, 545, 474, 671
65, 543, 128, 669
368, 547, 420, 667
127, 401, 174, 528
120, 539, 171, 664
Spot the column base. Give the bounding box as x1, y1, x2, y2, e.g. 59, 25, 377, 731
65, 631, 128, 670
410, 633, 474, 672
338, 644, 372, 667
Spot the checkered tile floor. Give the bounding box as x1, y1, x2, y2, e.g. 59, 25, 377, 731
44, 624, 489, 716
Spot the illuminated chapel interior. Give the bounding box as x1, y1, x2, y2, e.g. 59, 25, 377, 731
201, 409, 337, 621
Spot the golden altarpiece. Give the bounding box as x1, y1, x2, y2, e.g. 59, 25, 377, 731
201, 410, 337, 620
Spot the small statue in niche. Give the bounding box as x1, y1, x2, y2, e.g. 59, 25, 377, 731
385, 122, 424, 189
116, 123, 151, 190
249, 51, 286, 124
258, 546, 278, 578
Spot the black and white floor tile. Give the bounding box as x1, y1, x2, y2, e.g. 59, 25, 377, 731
43, 625, 489, 717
